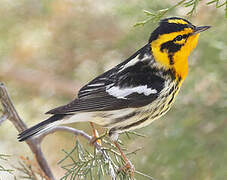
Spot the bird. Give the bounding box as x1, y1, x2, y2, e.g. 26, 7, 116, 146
18, 17, 210, 173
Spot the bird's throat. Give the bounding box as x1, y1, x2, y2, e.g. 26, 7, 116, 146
172, 55, 188, 81
151, 45, 189, 81
151, 33, 199, 82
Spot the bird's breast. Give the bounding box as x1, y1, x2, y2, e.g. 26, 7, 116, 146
97, 80, 180, 133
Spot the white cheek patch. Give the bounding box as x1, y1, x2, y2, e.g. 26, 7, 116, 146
106, 85, 157, 99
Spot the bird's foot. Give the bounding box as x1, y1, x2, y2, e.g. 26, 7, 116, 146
90, 130, 108, 146
118, 160, 135, 177
89, 129, 102, 146
89, 122, 102, 146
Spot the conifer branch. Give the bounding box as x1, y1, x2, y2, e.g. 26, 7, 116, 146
134, 0, 227, 27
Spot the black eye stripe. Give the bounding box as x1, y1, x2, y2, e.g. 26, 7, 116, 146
173, 34, 191, 42
160, 41, 182, 53
176, 34, 190, 41
159, 33, 191, 54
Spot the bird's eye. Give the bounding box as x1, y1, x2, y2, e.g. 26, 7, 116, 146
175, 35, 183, 41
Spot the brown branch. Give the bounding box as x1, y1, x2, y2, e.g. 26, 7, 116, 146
0, 82, 54, 180
38, 126, 102, 151
37, 126, 116, 180
0, 82, 116, 180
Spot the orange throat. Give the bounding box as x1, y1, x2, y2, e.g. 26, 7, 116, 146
151, 33, 199, 82
172, 51, 189, 81
172, 34, 199, 81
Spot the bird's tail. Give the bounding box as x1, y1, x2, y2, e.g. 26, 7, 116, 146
18, 114, 66, 142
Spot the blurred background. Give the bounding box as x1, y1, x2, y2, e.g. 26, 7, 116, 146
0, 0, 226, 179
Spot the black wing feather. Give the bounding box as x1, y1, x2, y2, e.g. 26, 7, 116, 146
47, 96, 130, 114
46, 44, 165, 115
78, 44, 150, 99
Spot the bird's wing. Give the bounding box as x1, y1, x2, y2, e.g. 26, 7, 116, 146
46, 45, 165, 115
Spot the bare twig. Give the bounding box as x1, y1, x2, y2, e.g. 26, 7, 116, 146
0, 82, 151, 180
38, 126, 102, 151
0, 82, 117, 180
0, 82, 54, 180
37, 126, 117, 180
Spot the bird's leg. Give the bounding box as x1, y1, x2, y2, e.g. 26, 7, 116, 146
89, 122, 102, 145
114, 141, 134, 176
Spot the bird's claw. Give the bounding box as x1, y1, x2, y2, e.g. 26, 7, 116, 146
118, 160, 135, 177
89, 129, 102, 146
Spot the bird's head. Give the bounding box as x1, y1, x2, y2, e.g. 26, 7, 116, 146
149, 17, 210, 81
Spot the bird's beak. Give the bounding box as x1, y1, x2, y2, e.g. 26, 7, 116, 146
193, 26, 211, 34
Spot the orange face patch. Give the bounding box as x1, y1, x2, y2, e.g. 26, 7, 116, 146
151, 29, 199, 81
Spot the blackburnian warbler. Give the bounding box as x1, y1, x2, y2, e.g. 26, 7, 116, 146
18, 17, 210, 173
